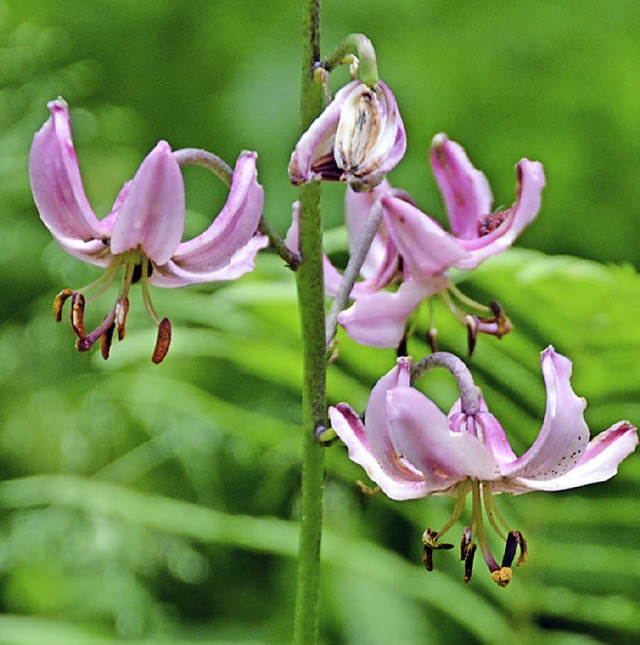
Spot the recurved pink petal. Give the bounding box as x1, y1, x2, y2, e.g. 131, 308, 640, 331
166, 151, 264, 278
387, 387, 501, 490
502, 347, 590, 480
329, 402, 427, 500
29, 99, 110, 264
430, 133, 493, 240
151, 233, 268, 287
110, 141, 185, 265
454, 158, 545, 270
337, 278, 446, 347
502, 421, 638, 493
381, 194, 469, 279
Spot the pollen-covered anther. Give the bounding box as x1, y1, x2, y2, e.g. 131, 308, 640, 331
115, 296, 130, 341
70, 292, 86, 339
421, 527, 454, 571
489, 300, 512, 338
491, 567, 513, 588
53, 288, 73, 322
151, 317, 172, 364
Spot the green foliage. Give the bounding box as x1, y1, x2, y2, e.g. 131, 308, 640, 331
1, 1, 639, 644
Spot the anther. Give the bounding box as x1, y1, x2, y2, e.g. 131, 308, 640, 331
100, 323, 115, 360
427, 327, 438, 353
463, 543, 477, 584
460, 527, 474, 561
421, 527, 453, 573
501, 530, 528, 568
53, 289, 73, 322
70, 292, 86, 339
423, 543, 434, 572
151, 317, 172, 364
465, 315, 478, 356
488, 300, 512, 338
115, 296, 130, 341
396, 333, 408, 358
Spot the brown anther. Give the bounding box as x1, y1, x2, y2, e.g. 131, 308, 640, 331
100, 323, 115, 360
501, 530, 518, 568
427, 327, 438, 353
151, 317, 172, 364
460, 527, 474, 561
490, 566, 513, 588
489, 300, 512, 338
516, 530, 528, 566
423, 543, 434, 572
355, 480, 381, 496
115, 296, 130, 341
463, 542, 477, 584
465, 315, 478, 356
53, 289, 73, 322
396, 334, 408, 358
421, 528, 453, 573
70, 292, 86, 339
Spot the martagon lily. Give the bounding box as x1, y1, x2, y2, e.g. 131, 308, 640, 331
329, 347, 637, 586
30, 99, 267, 362
288, 78, 406, 191
325, 134, 545, 350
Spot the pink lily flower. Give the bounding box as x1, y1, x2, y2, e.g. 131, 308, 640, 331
30, 99, 267, 362
329, 347, 637, 585
288, 79, 406, 191
331, 134, 545, 348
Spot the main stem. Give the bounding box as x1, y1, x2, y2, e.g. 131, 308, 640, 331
293, 1, 326, 644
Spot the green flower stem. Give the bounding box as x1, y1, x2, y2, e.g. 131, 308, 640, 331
293, 1, 326, 644
320, 32, 379, 87
174, 147, 299, 269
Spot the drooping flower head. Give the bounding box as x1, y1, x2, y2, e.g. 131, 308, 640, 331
324, 134, 545, 350
289, 78, 406, 191
329, 348, 637, 585
30, 99, 267, 362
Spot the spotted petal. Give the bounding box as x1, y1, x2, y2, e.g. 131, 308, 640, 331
502, 421, 638, 494
502, 347, 590, 480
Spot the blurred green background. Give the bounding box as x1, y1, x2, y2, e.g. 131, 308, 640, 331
1, 0, 639, 643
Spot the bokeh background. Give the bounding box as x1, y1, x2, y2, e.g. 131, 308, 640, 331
1, 1, 639, 643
